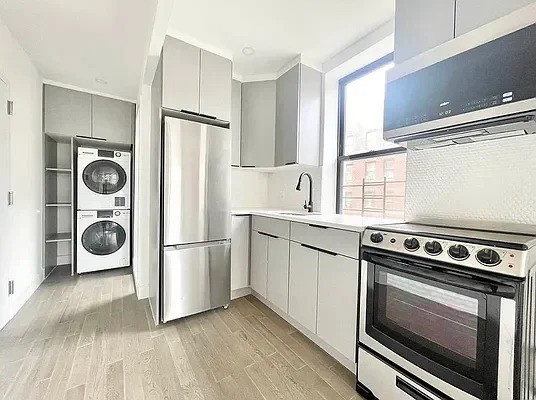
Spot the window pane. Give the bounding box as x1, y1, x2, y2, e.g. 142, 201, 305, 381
343, 62, 397, 156
340, 153, 406, 217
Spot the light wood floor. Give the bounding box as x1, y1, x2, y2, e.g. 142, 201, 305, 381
0, 266, 361, 400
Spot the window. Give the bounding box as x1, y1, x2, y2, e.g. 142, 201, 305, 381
337, 54, 406, 219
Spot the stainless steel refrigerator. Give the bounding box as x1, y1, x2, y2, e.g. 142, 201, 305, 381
161, 114, 231, 323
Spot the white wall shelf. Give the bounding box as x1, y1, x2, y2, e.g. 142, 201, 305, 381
45, 232, 72, 243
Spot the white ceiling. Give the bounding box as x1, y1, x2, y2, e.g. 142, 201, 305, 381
168, 0, 395, 77
0, 0, 158, 100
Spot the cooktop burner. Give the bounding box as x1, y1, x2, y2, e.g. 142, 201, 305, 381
362, 222, 536, 278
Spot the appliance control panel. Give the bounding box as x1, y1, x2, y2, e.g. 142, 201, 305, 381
362, 229, 529, 278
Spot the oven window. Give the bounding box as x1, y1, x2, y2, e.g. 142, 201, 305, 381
371, 265, 487, 382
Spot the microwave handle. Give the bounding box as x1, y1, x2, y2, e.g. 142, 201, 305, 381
396, 377, 435, 400
366, 253, 517, 298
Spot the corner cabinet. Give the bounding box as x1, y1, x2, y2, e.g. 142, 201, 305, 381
240, 81, 276, 167
162, 36, 231, 122
231, 80, 242, 166
231, 215, 250, 293
275, 64, 322, 167
43, 84, 135, 144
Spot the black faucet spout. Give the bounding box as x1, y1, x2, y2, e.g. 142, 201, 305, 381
296, 172, 314, 213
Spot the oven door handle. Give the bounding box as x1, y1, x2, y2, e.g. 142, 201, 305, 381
396, 377, 436, 400
366, 253, 517, 297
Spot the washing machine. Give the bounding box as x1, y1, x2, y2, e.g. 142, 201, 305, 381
77, 147, 131, 210
77, 210, 130, 273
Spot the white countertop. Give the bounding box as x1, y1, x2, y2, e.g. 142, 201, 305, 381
232, 208, 402, 232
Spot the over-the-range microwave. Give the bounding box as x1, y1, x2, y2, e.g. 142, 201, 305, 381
384, 3, 536, 150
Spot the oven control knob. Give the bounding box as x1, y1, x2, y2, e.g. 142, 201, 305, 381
424, 241, 443, 255
476, 248, 501, 266
370, 232, 384, 244
448, 244, 470, 261
404, 237, 420, 251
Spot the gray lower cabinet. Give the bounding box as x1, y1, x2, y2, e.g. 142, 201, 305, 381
394, 0, 456, 63
92, 95, 135, 143
162, 37, 200, 114
455, 0, 535, 36
44, 85, 92, 138
266, 236, 290, 313
231, 80, 242, 166
316, 252, 358, 361
288, 241, 319, 333
275, 64, 322, 167
251, 231, 269, 297
240, 81, 276, 167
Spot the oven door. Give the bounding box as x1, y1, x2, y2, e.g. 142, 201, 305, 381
359, 249, 518, 400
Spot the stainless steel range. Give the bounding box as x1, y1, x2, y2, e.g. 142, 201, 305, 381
357, 223, 536, 400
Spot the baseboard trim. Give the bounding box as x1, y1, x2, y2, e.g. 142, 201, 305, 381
231, 287, 251, 300
250, 289, 357, 374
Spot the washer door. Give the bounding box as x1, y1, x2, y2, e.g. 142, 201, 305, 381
82, 221, 126, 255
83, 160, 127, 195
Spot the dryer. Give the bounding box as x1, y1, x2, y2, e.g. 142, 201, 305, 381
77, 210, 130, 273
78, 147, 131, 210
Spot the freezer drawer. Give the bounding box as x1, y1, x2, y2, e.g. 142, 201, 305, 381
163, 116, 231, 246
162, 241, 231, 322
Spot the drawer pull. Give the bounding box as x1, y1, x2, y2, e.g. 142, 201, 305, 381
258, 231, 278, 239
308, 224, 328, 230
396, 377, 434, 400
300, 243, 337, 257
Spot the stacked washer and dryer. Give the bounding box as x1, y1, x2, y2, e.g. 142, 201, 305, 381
76, 147, 131, 273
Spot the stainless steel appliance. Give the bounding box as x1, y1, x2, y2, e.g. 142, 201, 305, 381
161, 112, 231, 323
358, 223, 536, 400
384, 3, 536, 149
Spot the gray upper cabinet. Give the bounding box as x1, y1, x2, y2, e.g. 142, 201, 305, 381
161, 36, 232, 122
455, 0, 535, 36
231, 80, 242, 166
394, 0, 456, 63
275, 64, 322, 167
162, 37, 200, 114
44, 85, 92, 138
92, 95, 135, 144
240, 81, 276, 168
200, 50, 232, 122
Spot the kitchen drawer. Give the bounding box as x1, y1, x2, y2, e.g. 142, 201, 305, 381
290, 222, 359, 259
252, 216, 290, 239
358, 348, 444, 400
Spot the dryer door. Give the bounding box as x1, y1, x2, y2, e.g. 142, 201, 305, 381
82, 220, 126, 255
82, 160, 127, 195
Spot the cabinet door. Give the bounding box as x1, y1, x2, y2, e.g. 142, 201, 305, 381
455, 0, 535, 36
231, 216, 250, 291
266, 237, 290, 313
250, 231, 268, 297
44, 85, 92, 137
297, 65, 322, 166
289, 242, 318, 333
231, 80, 242, 166
200, 50, 232, 122
162, 37, 200, 113
275, 65, 299, 167
394, 0, 456, 63
92, 95, 134, 143
240, 81, 276, 167
317, 253, 358, 361
0, 78, 10, 328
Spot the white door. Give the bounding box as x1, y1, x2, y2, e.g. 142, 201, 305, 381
266, 236, 290, 313
317, 253, 358, 361
231, 216, 250, 291
250, 231, 268, 297
289, 242, 319, 333
0, 78, 11, 328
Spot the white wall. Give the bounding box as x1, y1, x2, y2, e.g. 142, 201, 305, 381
405, 135, 536, 228
267, 165, 322, 211
0, 16, 43, 326
231, 168, 270, 209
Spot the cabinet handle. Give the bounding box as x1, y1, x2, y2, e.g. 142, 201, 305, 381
300, 243, 337, 257
180, 109, 217, 120
308, 224, 328, 230
75, 135, 106, 141
285, 162, 296, 166
396, 377, 434, 400
258, 231, 278, 239
241, 165, 256, 168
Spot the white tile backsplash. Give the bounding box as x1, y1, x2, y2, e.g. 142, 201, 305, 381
231, 168, 270, 208
405, 134, 536, 225
267, 165, 322, 211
